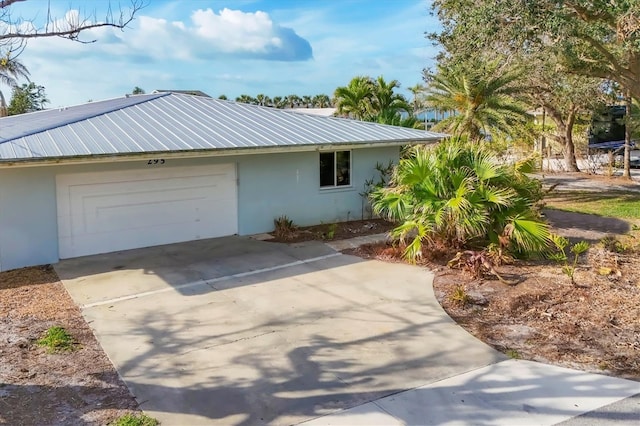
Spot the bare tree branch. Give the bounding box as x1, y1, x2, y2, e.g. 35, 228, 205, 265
0, 0, 144, 48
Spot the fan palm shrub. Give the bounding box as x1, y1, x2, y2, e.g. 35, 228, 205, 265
371, 138, 550, 261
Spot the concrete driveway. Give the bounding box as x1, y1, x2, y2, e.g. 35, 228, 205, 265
56, 237, 640, 425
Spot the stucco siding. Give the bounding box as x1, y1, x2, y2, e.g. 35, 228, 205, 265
0, 146, 399, 271
0, 167, 59, 271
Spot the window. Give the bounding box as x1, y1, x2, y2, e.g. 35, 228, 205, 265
319, 151, 351, 188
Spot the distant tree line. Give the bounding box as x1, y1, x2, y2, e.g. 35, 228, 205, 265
226, 93, 333, 109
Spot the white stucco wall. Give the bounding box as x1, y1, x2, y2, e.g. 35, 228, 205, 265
0, 146, 399, 271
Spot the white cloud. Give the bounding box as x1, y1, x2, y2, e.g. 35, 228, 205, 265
22, 7, 312, 62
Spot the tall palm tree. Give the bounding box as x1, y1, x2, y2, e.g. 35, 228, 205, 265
333, 76, 374, 120
425, 60, 527, 142
408, 83, 426, 111
370, 76, 410, 117
0, 55, 30, 117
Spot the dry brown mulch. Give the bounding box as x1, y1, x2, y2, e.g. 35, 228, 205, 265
270, 218, 395, 243
346, 239, 640, 381
0, 266, 139, 425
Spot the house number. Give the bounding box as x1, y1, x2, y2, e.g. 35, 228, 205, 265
147, 159, 165, 165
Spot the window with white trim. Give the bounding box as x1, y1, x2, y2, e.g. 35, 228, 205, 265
319, 151, 351, 187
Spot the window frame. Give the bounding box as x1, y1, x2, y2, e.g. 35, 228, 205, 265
319, 150, 352, 189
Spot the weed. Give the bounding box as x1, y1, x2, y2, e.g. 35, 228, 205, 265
505, 348, 521, 359
325, 223, 338, 240
110, 413, 159, 426
450, 285, 471, 306
550, 235, 589, 285
37, 326, 76, 353
273, 215, 298, 240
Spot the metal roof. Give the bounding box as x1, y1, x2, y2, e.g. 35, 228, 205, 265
0, 92, 446, 163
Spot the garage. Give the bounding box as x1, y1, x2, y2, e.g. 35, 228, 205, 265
56, 163, 237, 258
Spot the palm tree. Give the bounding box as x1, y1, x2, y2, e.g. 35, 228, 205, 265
218, 94, 228, 100
0, 55, 30, 117
272, 96, 286, 108
370, 76, 410, 117
235, 94, 256, 104
373, 109, 425, 129
312, 94, 331, 108
285, 94, 301, 108
425, 60, 527, 142
333, 76, 374, 120
371, 138, 549, 261
408, 83, 426, 111
301, 95, 312, 108
255, 93, 267, 106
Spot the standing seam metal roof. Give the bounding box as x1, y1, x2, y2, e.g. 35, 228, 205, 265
0, 92, 447, 162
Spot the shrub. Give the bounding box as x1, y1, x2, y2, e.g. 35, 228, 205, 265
273, 215, 298, 240
371, 138, 550, 261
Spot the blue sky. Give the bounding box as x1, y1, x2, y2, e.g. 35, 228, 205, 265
9, 0, 441, 107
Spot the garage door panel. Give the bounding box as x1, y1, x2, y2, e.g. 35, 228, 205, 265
56, 164, 238, 259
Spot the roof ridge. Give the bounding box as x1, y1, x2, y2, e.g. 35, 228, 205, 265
0, 92, 170, 143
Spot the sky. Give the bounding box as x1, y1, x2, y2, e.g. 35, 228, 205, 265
6, 0, 441, 108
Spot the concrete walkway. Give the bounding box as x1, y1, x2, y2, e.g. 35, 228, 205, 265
56, 236, 640, 425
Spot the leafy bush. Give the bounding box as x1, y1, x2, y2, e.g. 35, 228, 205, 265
37, 326, 76, 353
371, 138, 550, 261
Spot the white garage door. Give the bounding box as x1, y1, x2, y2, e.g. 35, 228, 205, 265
56, 164, 238, 259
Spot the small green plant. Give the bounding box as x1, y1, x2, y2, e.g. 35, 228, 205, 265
36, 326, 76, 353
273, 215, 298, 240
110, 413, 159, 426
450, 285, 471, 306
325, 223, 338, 240
505, 348, 521, 359
550, 235, 589, 285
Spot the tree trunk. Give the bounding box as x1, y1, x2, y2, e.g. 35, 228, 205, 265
563, 108, 580, 172
622, 91, 632, 179
0, 90, 7, 117
545, 106, 580, 172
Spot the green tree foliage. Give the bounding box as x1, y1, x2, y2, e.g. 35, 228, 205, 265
8, 82, 49, 115
333, 76, 374, 120
425, 59, 528, 142
371, 138, 550, 261
0, 55, 29, 116
431, 0, 640, 102
131, 86, 145, 95
334, 75, 412, 124
312, 94, 331, 108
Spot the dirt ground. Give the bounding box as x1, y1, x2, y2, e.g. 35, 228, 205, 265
0, 266, 139, 425
269, 218, 395, 243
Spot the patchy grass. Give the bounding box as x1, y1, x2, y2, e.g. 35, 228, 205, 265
36, 326, 76, 353
110, 413, 159, 426
545, 191, 640, 221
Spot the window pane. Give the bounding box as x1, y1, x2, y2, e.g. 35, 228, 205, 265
336, 151, 350, 186
319, 152, 335, 187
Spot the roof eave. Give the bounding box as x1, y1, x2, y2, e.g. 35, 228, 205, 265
0, 138, 442, 168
